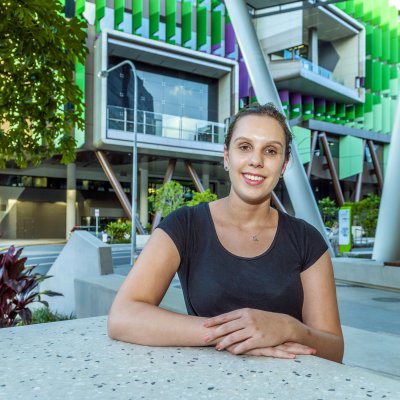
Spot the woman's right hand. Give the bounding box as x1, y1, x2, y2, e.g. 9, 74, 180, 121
227, 342, 316, 359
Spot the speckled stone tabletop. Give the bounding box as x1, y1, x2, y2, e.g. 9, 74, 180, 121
1, 316, 399, 400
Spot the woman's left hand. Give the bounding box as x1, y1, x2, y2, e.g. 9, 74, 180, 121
203, 308, 298, 354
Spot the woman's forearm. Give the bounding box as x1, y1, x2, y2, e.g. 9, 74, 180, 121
108, 300, 212, 347
290, 318, 344, 363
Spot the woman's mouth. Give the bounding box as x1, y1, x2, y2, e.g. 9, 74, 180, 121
242, 173, 265, 185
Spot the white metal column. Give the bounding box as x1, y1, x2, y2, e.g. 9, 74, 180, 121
224, 0, 330, 249
372, 99, 400, 262
66, 163, 77, 239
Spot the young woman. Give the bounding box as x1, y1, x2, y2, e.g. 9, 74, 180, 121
108, 103, 344, 363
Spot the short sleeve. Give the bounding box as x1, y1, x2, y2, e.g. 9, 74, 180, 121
156, 206, 190, 260
300, 221, 329, 272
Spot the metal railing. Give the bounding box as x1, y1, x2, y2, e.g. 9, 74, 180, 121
107, 106, 226, 145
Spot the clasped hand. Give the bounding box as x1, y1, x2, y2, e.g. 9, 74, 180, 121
203, 308, 316, 359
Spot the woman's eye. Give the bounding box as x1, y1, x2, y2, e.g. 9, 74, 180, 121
265, 148, 277, 155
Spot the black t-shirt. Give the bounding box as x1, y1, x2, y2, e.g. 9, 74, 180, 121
158, 202, 328, 321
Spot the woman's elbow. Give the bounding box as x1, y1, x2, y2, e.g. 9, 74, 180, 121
107, 305, 123, 340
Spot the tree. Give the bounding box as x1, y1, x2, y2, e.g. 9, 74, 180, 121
318, 197, 338, 227
0, 0, 88, 168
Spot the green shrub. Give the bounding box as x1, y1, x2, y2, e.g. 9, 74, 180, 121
318, 197, 338, 227
150, 180, 185, 218
186, 189, 218, 206
106, 220, 132, 243
18, 307, 74, 325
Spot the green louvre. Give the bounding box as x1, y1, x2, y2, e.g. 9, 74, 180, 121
345, 105, 355, 127
197, 0, 207, 50
362, 0, 373, 22
365, 59, 372, 89
75, 61, 85, 148
114, 0, 124, 31
132, 0, 142, 35
391, 97, 398, 130
149, 0, 160, 40
382, 26, 390, 62
75, 0, 85, 17
373, 95, 382, 132
181, 1, 192, 47
211, 1, 222, 53
315, 100, 326, 121
390, 26, 398, 64
336, 103, 345, 124
339, 136, 364, 179
390, 66, 398, 96
354, 0, 363, 19
326, 101, 336, 123
382, 63, 390, 92
345, 0, 355, 16
302, 99, 314, 121
95, 0, 106, 34
355, 103, 364, 126
372, 60, 382, 93
371, 0, 381, 26
365, 24, 372, 56
372, 27, 382, 60
166, 0, 176, 44
291, 126, 311, 165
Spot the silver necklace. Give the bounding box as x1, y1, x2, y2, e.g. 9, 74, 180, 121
251, 230, 262, 241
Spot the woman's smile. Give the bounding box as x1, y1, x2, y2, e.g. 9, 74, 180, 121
242, 172, 265, 185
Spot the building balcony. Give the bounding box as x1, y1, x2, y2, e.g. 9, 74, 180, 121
104, 106, 226, 160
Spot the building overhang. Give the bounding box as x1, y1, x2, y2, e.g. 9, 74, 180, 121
269, 60, 363, 103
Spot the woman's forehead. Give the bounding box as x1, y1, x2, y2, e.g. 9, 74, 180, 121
232, 114, 286, 138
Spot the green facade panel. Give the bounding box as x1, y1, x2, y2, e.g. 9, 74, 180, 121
382, 63, 390, 92
211, 1, 222, 53
354, 0, 363, 19
372, 60, 382, 92
339, 136, 364, 179
291, 126, 311, 165
166, 0, 176, 44
383, 143, 390, 177
197, 1, 207, 50
181, 1, 192, 47
114, 0, 124, 31
382, 26, 390, 62
372, 27, 382, 60
75, 61, 85, 148
95, 0, 106, 34
149, 0, 160, 40
76, 0, 85, 17
373, 95, 382, 132
132, 0, 142, 35
365, 24, 373, 56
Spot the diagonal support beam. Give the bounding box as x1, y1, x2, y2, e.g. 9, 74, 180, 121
307, 131, 318, 179
151, 159, 177, 232
367, 140, 383, 192
354, 140, 366, 202
271, 192, 286, 213
319, 133, 345, 206
224, 0, 331, 253
373, 97, 400, 262
184, 160, 205, 193
95, 151, 145, 234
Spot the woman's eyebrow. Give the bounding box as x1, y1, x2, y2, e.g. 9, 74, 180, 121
233, 136, 284, 148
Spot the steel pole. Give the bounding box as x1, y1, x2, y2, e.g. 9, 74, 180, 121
224, 0, 331, 253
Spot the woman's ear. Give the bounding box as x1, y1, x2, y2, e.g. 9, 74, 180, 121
223, 145, 229, 170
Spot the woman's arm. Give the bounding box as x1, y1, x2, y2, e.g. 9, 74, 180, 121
294, 250, 344, 362
203, 251, 344, 362
108, 228, 212, 346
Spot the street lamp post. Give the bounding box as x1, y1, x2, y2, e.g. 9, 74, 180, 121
98, 60, 138, 266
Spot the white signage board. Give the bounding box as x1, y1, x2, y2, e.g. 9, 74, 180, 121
338, 208, 351, 246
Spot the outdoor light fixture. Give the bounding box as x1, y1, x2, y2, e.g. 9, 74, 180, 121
98, 60, 138, 266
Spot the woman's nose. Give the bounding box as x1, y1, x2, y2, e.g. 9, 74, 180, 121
248, 152, 264, 168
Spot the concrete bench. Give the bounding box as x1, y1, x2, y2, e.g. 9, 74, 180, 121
1, 316, 399, 399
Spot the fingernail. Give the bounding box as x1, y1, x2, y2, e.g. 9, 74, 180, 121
215, 345, 221, 351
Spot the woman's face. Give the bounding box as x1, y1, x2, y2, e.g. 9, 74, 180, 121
224, 114, 288, 205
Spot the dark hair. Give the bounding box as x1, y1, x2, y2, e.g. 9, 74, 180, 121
224, 103, 292, 160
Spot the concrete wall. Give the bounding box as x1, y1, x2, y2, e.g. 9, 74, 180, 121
40, 230, 113, 316
256, 11, 303, 55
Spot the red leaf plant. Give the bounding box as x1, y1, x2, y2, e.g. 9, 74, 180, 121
0, 246, 63, 328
